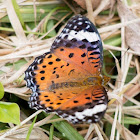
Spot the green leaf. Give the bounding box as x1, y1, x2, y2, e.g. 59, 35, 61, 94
11, 0, 26, 29
123, 117, 140, 125
13, 59, 27, 71
46, 20, 56, 37
53, 119, 84, 140
138, 129, 140, 135
104, 35, 121, 46
15, 74, 25, 85
0, 5, 70, 23
0, 82, 4, 100
49, 125, 54, 140
6, 59, 27, 71
0, 27, 45, 36
0, 102, 20, 125
26, 115, 37, 140
43, 113, 84, 140
43, 7, 66, 38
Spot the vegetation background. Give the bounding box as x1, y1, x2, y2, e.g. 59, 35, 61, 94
0, 0, 140, 139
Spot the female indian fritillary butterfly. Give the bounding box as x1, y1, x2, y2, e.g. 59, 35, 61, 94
24, 15, 109, 124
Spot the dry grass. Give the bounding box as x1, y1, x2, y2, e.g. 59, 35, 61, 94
0, 0, 140, 140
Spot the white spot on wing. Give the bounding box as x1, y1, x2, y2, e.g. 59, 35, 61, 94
94, 115, 98, 118
30, 96, 33, 100
86, 25, 90, 29
25, 72, 29, 77
66, 115, 76, 120
69, 24, 72, 27
78, 17, 82, 20
78, 22, 82, 25
75, 104, 107, 120
73, 26, 77, 29
85, 21, 91, 24
61, 34, 65, 38
27, 79, 31, 86
66, 29, 69, 32
87, 119, 92, 123
98, 100, 103, 103
67, 30, 100, 42
56, 40, 60, 43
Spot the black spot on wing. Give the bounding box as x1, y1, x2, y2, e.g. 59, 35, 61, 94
71, 38, 77, 42
69, 53, 74, 58
40, 70, 45, 74
66, 43, 72, 47
56, 58, 61, 62
42, 65, 46, 68
46, 99, 50, 102
41, 77, 45, 80
79, 44, 86, 49
24, 51, 51, 91
81, 53, 86, 57
48, 54, 52, 58
48, 62, 53, 65
60, 48, 64, 51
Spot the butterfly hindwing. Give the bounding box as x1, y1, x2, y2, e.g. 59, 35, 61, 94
57, 86, 108, 123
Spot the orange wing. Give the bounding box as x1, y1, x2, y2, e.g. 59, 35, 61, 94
25, 15, 108, 124
25, 52, 92, 109
56, 86, 108, 123
25, 52, 108, 123
51, 15, 103, 75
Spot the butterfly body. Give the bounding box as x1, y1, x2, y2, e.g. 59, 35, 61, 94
25, 15, 108, 124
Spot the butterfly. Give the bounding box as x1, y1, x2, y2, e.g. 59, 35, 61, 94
24, 15, 108, 124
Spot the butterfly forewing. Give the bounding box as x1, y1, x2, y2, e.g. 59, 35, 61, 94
24, 15, 108, 124
51, 15, 103, 75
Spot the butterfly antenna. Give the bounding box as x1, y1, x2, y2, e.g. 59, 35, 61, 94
108, 47, 130, 75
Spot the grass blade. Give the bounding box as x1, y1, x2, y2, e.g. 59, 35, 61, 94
26, 115, 37, 140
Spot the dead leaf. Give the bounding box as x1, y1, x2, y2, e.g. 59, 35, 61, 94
123, 83, 140, 104
73, 0, 101, 9
117, 0, 140, 52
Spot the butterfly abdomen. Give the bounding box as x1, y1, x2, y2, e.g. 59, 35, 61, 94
48, 75, 105, 92
48, 81, 80, 91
